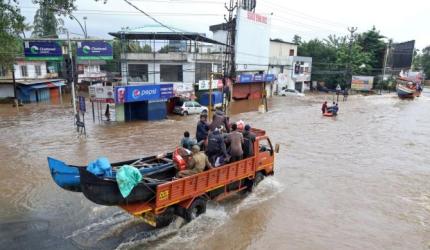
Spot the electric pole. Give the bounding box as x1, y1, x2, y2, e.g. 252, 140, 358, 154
346, 27, 357, 89
222, 0, 237, 113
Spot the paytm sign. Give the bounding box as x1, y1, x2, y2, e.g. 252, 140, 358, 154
115, 84, 174, 103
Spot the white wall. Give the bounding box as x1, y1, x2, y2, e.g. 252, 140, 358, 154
14, 61, 47, 79
270, 41, 297, 58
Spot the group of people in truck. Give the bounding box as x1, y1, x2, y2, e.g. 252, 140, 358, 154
177, 108, 256, 178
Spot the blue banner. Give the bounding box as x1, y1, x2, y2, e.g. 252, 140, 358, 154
237, 74, 276, 83
115, 84, 174, 103
77, 41, 113, 60
24, 41, 63, 61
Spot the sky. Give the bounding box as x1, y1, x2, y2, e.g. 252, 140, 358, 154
19, 0, 430, 50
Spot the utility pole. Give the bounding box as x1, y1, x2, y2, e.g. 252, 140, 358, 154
381, 39, 391, 95
346, 27, 357, 89
67, 30, 77, 119
222, 0, 237, 114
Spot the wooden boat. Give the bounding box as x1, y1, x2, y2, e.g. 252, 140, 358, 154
47, 153, 172, 192
79, 160, 176, 206
396, 84, 415, 99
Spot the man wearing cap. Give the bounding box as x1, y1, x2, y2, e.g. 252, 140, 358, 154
178, 145, 212, 178
242, 124, 256, 158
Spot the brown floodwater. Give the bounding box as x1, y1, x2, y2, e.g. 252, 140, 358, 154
0, 91, 429, 250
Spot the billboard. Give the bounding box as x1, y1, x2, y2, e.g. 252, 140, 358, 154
24, 41, 63, 61
235, 8, 271, 72
351, 76, 374, 91
391, 40, 415, 69
198, 80, 223, 90
77, 41, 113, 60
115, 84, 174, 103
236, 74, 276, 83
89, 85, 115, 102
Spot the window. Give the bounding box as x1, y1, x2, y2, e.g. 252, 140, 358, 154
258, 138, 273, 153
195, 63, 212, 82
193, 102, 201, 107
128, 64, 148, 82
160, 65, 183, 82
185, 102, 193, 107
289, 49, 295, 56
35, 65, 42, 76
20, 65, 28, 77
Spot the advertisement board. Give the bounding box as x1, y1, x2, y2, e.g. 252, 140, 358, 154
391, 40, 415, 69
236, 74, 276, 83
77, 41, 113, 60
89, 85, 115, 102
198, 80, 223, 90
115, 84, 174, 103
24, 41, 63, 61
173, 82, 195, 99
235, 8, 271, 72
351, 76, 374, 91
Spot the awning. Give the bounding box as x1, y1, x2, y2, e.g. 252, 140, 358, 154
23, 81, 66, 90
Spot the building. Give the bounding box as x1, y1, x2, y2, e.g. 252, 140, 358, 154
269, 39, 312, 93
108, 30, 225, 121
0, 59, 65, 103
77, 60, 108, 84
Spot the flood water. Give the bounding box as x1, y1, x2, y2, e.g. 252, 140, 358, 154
0, 91, 429, 250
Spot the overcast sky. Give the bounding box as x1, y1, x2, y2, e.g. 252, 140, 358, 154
19, 0, 429, 50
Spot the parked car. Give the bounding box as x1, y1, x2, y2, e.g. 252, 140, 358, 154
279, 88, 305, 97
174, 100, 208, 116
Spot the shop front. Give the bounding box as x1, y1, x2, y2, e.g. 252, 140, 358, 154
114, 84, 173, 122
233, 74, 275, 100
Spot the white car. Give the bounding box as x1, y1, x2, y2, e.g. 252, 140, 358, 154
279, 88, 305, 97
174, 101, 208, 116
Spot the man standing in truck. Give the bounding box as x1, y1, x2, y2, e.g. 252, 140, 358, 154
178, 145, 212, 178
226, 123, 244, 162
206, 127, 229, 165
242, 124, 256, 158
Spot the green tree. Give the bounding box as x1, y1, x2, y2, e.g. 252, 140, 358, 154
0, 0, 26, 69
336, 42, 372, 75
31, 3, 64, 38
355, 27, 386, 72
421, 46, 430, 79
292, 34, 302, 44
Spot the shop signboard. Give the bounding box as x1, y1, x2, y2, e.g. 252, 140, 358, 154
351, 76, 374, 91
115, 84, 174, 104
77, 41, 113, 60
24, 41, 63, 61
89, 85, 115, 102
198, 80, 223, 90
236, 74, 276, 83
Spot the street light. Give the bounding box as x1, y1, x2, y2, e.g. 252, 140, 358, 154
381, 38, 392, 95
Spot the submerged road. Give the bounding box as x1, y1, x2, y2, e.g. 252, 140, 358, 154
0, 91, 429, 249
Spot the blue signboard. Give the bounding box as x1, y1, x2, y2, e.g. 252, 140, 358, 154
237, 74, 276, 83
24, 41, 63, 61
77, 41, 113, 60
115, 84, 174, 103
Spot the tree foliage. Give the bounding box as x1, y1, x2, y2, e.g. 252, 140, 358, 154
31, 2, 64, 38
296, 27, 388, 88
0, 0, 26, 68
419, 46, 430, 79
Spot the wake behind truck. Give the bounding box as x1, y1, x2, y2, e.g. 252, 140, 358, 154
48, 128, 279, 228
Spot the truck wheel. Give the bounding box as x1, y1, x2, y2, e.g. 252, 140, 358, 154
184, 198, 207, 222
253, 172, 265, 187
155, 207, 175, 228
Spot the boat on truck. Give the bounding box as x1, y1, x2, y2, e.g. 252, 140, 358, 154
47, 154, 173, 192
